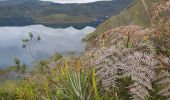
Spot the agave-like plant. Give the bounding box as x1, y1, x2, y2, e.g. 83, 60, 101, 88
55, 63, 90, 100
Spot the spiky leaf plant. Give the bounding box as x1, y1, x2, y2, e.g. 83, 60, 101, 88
56, 65, 90, 100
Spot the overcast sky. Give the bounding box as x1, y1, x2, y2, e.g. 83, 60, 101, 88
40, 0, 112, 3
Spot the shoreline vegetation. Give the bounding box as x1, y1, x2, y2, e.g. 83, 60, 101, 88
0, 0, 170, 99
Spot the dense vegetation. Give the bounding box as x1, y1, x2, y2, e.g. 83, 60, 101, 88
0, 0, 170, 100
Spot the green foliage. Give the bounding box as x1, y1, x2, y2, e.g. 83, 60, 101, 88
38, 14, 96, 24
52, 53, 62, 62
3, 60, 91, 100
32, 60, 49, 74
16, 80, 37, 100
12, 58, 26, 74
57, 69, 89, 100
0, 80, 17, 100
92, 68, 100, 100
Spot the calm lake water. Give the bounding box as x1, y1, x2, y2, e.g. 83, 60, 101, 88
0, 25, 95, 68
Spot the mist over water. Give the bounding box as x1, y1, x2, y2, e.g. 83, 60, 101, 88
0, 25, 95, 68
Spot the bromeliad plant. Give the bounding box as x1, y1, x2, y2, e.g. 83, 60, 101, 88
56, 68, 90, 100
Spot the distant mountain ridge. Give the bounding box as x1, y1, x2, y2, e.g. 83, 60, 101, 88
0, 0, 134, 28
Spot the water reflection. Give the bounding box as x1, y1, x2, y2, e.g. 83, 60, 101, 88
0, 25, 95, 68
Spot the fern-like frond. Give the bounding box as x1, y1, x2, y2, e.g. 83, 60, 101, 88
156, 70, 170, 97
129, 82, 150, 100
120, 51, 159, 99
91, 45, 160, 99
94, 46, 124, 90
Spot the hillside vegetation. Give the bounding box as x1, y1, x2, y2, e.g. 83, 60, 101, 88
0, 0, 170, 100
0, 0, 133, 25
87, 0, 168, 40
36, 14, 96, 23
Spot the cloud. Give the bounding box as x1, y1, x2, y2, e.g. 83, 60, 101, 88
0, 25, 95, 68
40, 0, 111, 4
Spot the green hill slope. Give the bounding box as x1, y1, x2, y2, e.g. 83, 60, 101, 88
87, 0, 164, 40
36, 14, 96, 24
0, 0, 133, 26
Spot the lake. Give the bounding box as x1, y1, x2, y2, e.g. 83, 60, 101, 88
0, 25, 95, 68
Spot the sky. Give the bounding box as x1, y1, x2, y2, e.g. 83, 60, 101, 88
40, 0, 112, 4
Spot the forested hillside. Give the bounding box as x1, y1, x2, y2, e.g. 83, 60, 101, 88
0, 0, 133, 25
